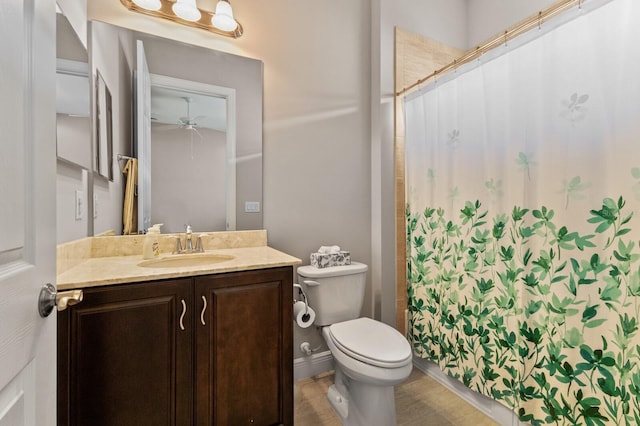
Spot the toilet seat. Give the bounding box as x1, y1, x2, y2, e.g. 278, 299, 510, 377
327, 317, 412, 368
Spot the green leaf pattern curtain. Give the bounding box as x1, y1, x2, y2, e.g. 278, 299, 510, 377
404, 0, 640, 424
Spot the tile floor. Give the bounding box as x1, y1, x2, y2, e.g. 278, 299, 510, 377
294, 368, 499, 425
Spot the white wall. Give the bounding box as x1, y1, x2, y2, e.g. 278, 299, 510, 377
467, 0, 560, 47
57, 0, 87, 48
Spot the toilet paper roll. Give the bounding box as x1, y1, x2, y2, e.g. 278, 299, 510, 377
293, 301, 316, 328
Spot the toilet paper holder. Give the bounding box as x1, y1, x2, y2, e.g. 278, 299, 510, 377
293, 283, 311, 322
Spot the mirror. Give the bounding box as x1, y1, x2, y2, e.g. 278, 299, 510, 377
90, 21, 263, 235
146, 76, 235, 233
56, 7, 93, 244
56, 11, 90, 168
95, 71, 113, 180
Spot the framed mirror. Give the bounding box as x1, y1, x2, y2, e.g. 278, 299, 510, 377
95, 71, 113, 180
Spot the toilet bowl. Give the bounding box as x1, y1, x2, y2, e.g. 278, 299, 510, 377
322, 318, 412, 425
297, 263, 413, 425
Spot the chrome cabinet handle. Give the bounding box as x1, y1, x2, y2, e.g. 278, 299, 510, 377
200, 295, 207, 326
179, 299, 187, 331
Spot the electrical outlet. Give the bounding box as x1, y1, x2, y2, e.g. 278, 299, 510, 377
244, 201, 260, 213
75, 190, 84, 220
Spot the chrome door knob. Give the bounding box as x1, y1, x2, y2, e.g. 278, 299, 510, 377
38, 283, 83, 317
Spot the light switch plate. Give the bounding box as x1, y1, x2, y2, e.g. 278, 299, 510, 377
244, 201, 260, 213
75, 190, 84, 220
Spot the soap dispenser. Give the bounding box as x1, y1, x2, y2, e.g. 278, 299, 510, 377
143, 224, 163, 260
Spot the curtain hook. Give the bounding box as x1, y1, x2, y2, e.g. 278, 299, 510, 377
503, 30, 508, 47
578, 0, 582, 10
538, 11, 543, 31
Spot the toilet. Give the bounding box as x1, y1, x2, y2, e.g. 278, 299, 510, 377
298, 262, 413, 426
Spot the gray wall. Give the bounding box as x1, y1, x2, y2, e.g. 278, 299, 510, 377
57, 19, 132, 242
375, 0, 468, 327
90, 21, 135, 237
151, 125, 227, 233
56, 163, 89, 243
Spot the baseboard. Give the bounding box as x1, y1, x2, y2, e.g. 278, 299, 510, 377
412, 358, 525, 426
293, 350, 334, 381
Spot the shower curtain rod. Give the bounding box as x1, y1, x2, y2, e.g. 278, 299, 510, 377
397, 0, 586, 96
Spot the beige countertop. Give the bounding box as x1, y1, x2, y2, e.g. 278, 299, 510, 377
56, 231, 301, 290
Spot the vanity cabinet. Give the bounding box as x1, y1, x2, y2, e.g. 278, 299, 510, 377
194, 269, 293, 425
57, 278, 193, 426
58, 267, 293, 426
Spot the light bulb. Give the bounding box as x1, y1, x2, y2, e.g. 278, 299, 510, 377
212, 0, 238, 32
132, 0, 162, 11
172, 0, 201, 22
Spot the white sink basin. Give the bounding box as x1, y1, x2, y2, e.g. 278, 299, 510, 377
138, 253, 235, 268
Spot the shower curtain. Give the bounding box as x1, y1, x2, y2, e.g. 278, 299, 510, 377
404, 0, 640, 424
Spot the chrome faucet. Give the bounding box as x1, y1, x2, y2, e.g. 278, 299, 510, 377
185, 225, 193, 252
175, 225, 204, 254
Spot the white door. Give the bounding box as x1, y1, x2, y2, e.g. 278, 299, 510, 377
0, 0, 57, 424
136, 40, 152, 233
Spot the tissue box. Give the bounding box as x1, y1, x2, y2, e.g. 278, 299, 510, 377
310, 251, 351, 268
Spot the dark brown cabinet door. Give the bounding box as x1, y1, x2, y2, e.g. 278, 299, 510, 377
58, 279, 193, 426
194, 267, 293, 426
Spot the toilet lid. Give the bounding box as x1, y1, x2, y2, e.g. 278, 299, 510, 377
328, 317, 412, 368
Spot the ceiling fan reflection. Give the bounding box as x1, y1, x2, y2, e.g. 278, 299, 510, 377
155, 96, 205, 140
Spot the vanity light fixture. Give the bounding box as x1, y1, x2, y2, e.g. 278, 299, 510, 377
120, 0, 243, 38
132, 0, 161, 11
172, 0, 201, 22
212, 0, 238, 32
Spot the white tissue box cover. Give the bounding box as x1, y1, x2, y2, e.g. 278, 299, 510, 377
310, 251, 351, 268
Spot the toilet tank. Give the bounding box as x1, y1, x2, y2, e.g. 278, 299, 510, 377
297, 262, 368, 326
